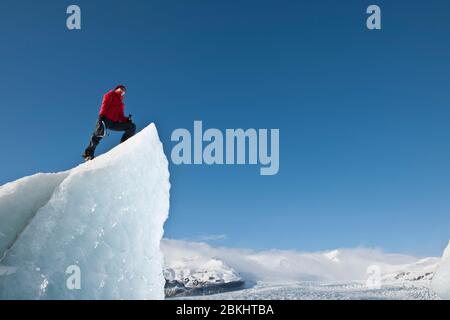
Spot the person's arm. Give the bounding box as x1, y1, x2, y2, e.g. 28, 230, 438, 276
99, 92, 112, 116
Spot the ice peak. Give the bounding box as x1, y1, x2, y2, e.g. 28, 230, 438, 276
0, 123, 170, 299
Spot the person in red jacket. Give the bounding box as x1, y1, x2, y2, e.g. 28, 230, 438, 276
82, 85, 136, 161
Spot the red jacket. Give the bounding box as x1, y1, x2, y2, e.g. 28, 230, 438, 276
99, 90, 128, 123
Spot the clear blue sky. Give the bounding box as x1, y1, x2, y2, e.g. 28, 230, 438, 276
1, 0, 449, 256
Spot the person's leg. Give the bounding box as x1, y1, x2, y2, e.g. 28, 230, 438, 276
105, 120, 136, 143
83, 118, 105, 157
120, 122, 136, 143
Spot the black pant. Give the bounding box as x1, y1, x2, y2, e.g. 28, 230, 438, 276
84, 117, 136, 156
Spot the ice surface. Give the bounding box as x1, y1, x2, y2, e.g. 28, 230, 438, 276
0, 124, 170, 299
174, 281, 439, 300
432, 241, 450, 299
0, 172, 68, 258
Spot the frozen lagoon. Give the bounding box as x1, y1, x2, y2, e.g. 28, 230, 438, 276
172, 281, 440, 300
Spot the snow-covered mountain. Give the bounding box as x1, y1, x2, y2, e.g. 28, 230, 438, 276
164, 258, 245, 297
0, 124, 170, 299
381, 257, 438, 283
161, 239, 449, 298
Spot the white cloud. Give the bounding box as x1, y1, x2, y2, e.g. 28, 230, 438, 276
195, 234, 227, 241
161, 239, 440, 283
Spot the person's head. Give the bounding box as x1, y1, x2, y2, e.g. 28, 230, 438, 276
114, 85, 126, 97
